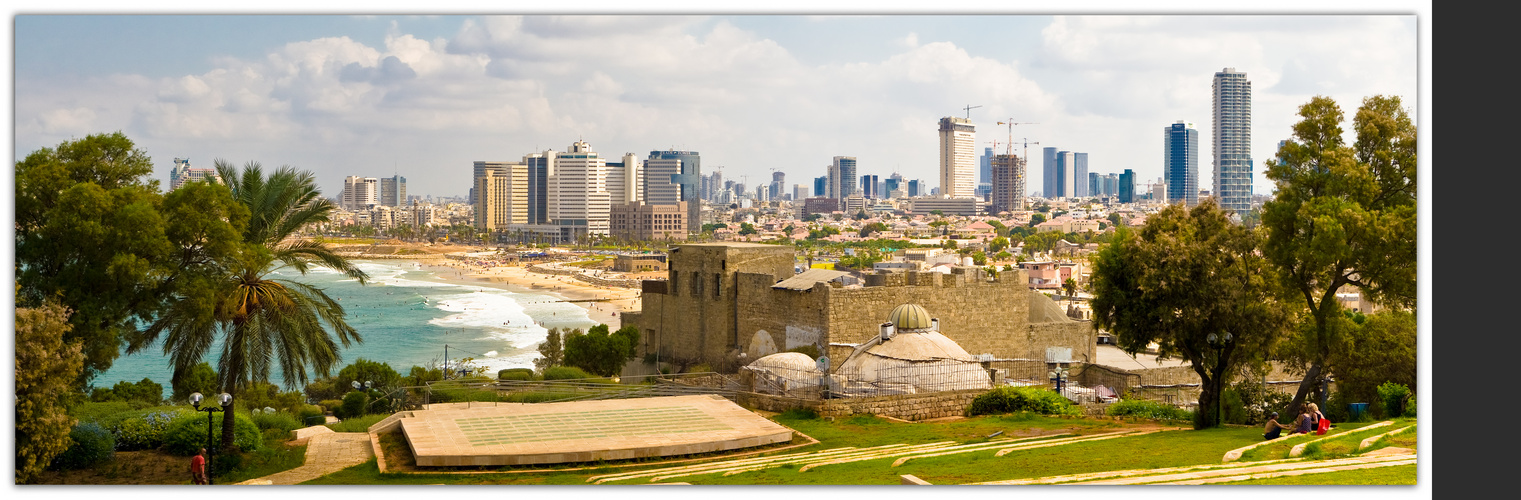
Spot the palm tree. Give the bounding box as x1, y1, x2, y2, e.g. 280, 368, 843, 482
130, 160, 368, 451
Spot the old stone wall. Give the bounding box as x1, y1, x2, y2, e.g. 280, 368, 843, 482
818, 269, 1036, 360
735, 389, 986, 422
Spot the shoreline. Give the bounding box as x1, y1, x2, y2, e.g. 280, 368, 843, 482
379, 259, 641, 330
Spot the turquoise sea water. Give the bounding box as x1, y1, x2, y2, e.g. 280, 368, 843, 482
94, 260, 598, 396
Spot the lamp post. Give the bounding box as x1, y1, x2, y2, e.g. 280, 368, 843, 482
1207, 332, 1234, 427
1048, 367, 1069, 395
189, 391, 231, 485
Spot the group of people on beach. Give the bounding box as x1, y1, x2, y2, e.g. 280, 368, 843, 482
1262, 402, 1330, 440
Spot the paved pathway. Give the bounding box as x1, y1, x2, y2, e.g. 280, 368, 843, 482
239, 432, 373, 485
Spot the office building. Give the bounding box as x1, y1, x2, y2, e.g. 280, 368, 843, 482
380, 175, 407, 207
802, 197, 841, 219
860, 174, 880, 199
979, 146, 993, 185
606, 153, 644, 206
989, 154, 1027, 214
793, 185, 809, 201
938, 117, 977, 198
1118, 169, 1136, 203
1213, 68, 1253, 214
168, 157, 221, 190
830, 156, 858, 199
1164, 121, 1200, 206
1042, 147, 1058, 198
523, 153, 550, 224
907, 179, 925, 198
1073, 153, 1089, 198
647, 150, 702, 233
884, 173, 902, 198
814, 176, 828, 200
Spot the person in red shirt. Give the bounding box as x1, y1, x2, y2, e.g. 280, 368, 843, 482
190, 448, 207, 484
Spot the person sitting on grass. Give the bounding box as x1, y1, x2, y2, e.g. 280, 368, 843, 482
1263, 412, 1290, 440
1290, 405, 1314, 435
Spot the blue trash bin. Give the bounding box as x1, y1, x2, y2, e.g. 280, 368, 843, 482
1348, 403, 1369, 421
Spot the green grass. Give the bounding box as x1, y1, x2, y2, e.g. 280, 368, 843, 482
296, 411, 1418, 486
326, 414, 389, 432
1237, 419, 1415, 462
1222, 464, 1416, 485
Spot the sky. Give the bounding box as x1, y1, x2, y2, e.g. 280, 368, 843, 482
11, 8, 1419, 200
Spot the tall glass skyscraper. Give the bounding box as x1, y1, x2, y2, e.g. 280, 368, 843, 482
1164, 121, 1200, 207
647, 150, 701, 232
1073, 153, 1088, 198
1213, 68, 1253, 214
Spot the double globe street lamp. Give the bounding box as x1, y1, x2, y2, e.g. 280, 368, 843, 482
189, 391, 232, 485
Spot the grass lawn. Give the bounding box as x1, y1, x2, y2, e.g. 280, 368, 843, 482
299, 412, 1417, 485
1222, 464, 1417, 485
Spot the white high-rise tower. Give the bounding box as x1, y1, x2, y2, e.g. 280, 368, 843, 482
938, 116, 976, 198
1213, 68, 1252, 214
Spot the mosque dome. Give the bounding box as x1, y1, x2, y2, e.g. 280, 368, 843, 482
888, 304, 934, 331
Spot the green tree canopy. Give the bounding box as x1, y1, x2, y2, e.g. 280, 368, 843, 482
1261, 95, 1417, 411
1090, 200, 1292, 429
535, 327, 566, 373
171, 362, 220, 404
858, 222, 888, 238
563, 325, 637, 377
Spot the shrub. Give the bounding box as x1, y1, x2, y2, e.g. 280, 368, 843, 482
1106, 399, 1194, 421
111, 409, 189, 451
52, 422, 115, 470
498, 368, 536, 381
296, 404, 325, 427
163, 412, 261, 456
89, 378, 165, 406
1377, 382, 1412, 419
251, 411, 303, 433
543, 366, 595, 380
1221, 380, 1293, 425
236, 381, 308, 416
967, 386, 1080, 417
337, 391, 369, 420
1404, 393, 1417, 418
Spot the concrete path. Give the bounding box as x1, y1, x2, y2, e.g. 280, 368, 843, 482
238, 432, 374, 485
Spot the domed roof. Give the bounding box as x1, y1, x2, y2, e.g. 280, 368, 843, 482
746, 352, 821, 372
888, 304, 934, 331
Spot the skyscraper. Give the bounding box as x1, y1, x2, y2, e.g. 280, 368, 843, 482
1054, 150, 1075, 198
606, 153, 643, 205
647, 150, 701, 233
979, 146, 993, 185
1119, 169, 1136, 203
938, 117, 976, 198
1213, 68, 1253, 214
830, 156, 857, 198
1073, 153, 1088, 198
860, 174, 879, 198
550, 140, 612, 235
814, 176, 828, 200
524, 153, 550, 224
1164, 121, 1200, 207
341, 176, 378, 210
1042, 147, 1058, 198
884, 173, 903, 198
989, 154, 1026, 214
380, 175, 407, 207
770, 171, 785, 200
168, 157, 220, 190
474, 161, 527, 231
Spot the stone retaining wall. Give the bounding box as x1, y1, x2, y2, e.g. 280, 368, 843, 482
527, 264, 641, 289
736, 389, 985, 422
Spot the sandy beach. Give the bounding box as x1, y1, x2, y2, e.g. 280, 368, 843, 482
414, 260, 641, 330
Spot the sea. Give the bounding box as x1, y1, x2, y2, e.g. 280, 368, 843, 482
94, 260, 600, 396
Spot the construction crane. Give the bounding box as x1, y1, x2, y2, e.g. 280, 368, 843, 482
996, 120, 1039, 156
1018, 138, 1041, 165
962, 104, 982, 120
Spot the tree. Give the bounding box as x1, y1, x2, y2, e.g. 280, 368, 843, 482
1323, 310, 1416, 410
738, 222, 758, 235
128, 161, 368, 451
989, 236, 1010, 253
171, 362, 220, 404
853, 210, 870, 220
1028, 213, 1047, 228
535, 327, 565, 373
858, 222, 887, 238
562, 325, 636, 377
15, 303, 85, 483
335, 358, 402, 392
1062, 278, 1078, 303
1107, 212, 1123, 228
1090, 199, 1291, 429
15, 133, 190, 385
1261, 95, 1417, 413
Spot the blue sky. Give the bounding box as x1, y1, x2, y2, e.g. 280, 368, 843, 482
12, 11, 1420, 200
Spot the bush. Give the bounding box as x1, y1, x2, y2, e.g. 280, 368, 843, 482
296, 404, 325, 427
1106, 399, 1194, 421
89, 378, 165, 406
498, 368, 536, 381
1404, 393, 1417, 418
110, 409, 189, 451
236, 381, 308, 416
318, 399, 343, 414
163, 412, 261, 456
52, 422, 115, 470
543, 366, 595, 380
967, 386, 1080, 417
337, 391, 369, 420
1221, 380, 1293, 425
1377, 382, 1412, 419
251, 411, 303, 433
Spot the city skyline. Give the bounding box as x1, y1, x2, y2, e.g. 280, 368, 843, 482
14, 14, 1417, 200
